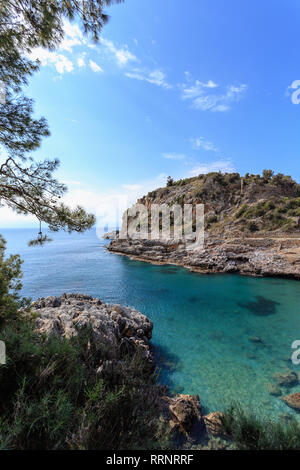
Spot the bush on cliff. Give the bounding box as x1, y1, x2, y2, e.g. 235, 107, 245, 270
0, 238, 170, 450
222, 404, 300, 450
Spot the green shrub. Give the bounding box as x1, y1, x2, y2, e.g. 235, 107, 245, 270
167, 176, 174, 187
235, 205, 249, 218
206, 215, 218, 224
222, 404, 300, 450
0, 318, 171, 450
248, 222, 259, 232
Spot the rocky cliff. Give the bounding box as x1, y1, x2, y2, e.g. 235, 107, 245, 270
108, 171, 300, 279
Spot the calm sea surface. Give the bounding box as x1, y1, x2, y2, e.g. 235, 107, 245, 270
2, 228, 300, 419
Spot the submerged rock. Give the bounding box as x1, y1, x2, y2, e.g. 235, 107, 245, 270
281, 393, 300, 412
279, 413, 294, 423
239, 296, 279, 316
249, 336, 264, 344
273, 370, 298, 387
265, 382, 281, 397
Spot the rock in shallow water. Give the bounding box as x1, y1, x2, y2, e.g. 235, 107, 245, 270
273, 370, 298, 387
281, 393, 300, 412
265, 382, 281, 397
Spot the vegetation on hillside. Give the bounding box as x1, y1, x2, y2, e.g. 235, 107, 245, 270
140, 171, 300, 235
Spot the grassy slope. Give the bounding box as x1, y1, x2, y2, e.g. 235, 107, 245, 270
139, 171, 300, 236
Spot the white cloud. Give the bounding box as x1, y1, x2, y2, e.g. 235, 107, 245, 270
59, 20, 84, 52
182, 80, 218, 100
89, 60, 103, 73
122, 184, 142, 191
28, 20, 84, 74
100, 38, 138, 67
162, 153, 186, 160
0, 173, 171, 229
29, 47, 74, 74
61, 179, 82, 186
190, 137, 218, 152
0, 206, 37, 228
77, 56, 86, 68
126, 69, 171, 89
189, 160, 235, 176
62, 173, 168, 227
182, 80, 247, 112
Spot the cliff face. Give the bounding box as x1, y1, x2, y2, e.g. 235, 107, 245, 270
108, 172, 300, 278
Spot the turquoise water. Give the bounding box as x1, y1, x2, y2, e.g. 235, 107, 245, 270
2, 228, 300, 419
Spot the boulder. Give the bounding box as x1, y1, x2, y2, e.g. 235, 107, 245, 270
162, 394, 203, 434
281, 393, 300, 412
273, 370, 298, 387
203, 412, 227, 437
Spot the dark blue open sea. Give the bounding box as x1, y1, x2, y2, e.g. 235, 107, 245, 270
2, 228, 300, 419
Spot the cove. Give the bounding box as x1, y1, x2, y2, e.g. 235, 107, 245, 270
3, 228, 300, 420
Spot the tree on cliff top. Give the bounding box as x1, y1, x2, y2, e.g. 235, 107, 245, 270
0, 1, 123, 242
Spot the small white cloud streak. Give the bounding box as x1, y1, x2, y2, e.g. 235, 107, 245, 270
100, 38, 138, 67
125, 69, 172, 89
89, 60, 103, 73
190, 137, 218, 152
162, 153, 186, 160
182, 80, 247, 112
122, 184, 142, 191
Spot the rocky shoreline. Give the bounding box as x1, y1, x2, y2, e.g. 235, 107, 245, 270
33, 293, 154, 368
107, 236, 300, 279
31, 293, 232, 448
30, 293, 300, 448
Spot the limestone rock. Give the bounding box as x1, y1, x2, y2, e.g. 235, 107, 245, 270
281, 393, 300, 411
203, 412, 227, 437
162, 394, 203, 434
32, 293, 154, 366
103, 230, 119, 240
108, 235, 300, 280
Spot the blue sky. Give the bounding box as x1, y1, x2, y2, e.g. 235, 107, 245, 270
1, 0, 300, 227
